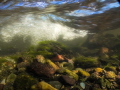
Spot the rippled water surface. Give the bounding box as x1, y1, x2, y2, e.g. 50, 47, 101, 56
0, 0, 120, 55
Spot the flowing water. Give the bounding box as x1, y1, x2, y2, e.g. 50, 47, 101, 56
0, 0, 120, 55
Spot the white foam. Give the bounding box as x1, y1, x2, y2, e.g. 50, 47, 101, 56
0, 14, 87, 44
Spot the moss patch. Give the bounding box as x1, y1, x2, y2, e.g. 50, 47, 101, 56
13, 73, 38, 90
74, 56, 99, 68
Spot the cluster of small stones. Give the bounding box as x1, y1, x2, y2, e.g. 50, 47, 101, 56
0, 54, 120, 90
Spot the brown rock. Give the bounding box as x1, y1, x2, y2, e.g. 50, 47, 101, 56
59, 75, 76, 86
30, 62, 56, 77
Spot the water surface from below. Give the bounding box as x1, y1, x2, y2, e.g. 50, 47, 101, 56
0, 0, 120, 55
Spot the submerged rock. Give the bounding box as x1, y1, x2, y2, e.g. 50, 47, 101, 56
80, 82, 85, 89
105, 71, 116, 80
56, 67, 66, 74
17, 62, 30, 69
65, 69, 78, 81
6, 73, 16, 84
13, 74, 38, 90
31, 81, 58, 90
59, 75, 76, 86
62, 62, 74, 70
0, 61, 16, 82
17, 61, 30, 72
17, 56, 32, 64
51, 54, 64, 62
100, 77, 112, 89
89, 72, 102, 81
94, 68, 103, 73
0, 79, 6, 85
46, 59, 60, 71
48, 81, 62, 90
104, 66, 117, 73
30, 62, 56, 77
75, 68, 90, 77
35, 55, 46, 63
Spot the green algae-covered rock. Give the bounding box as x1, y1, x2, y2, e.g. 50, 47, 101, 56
56, 67, 66, 74
99, 77, 112, 89
6, 73, 16, 84
63, 63, 74, 70
28, 41, 70, 58
0, 58, 16, 82
0, 57, 8, 66
104, 65, 117, 73
31, 81, 58, 90
75, 68, 90, 77
13, 74, 38, 90
74, 56, 99, 68
46, 59, 60, 71
65, 69, 78, 81
35, 55, 46, 63
3, 73, 17, 90
48, 81, 62, 90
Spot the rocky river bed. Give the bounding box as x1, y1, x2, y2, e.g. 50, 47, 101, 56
0, 39, 120, 90
0, 0, 120, 90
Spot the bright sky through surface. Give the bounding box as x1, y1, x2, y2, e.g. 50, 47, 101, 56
0, 0, 119, 17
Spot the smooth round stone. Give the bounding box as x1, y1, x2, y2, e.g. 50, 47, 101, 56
48, 81, 62, 90
80, 82, 85, 89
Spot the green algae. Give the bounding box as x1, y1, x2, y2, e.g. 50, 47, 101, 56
0, 57, 8, 66
13, 73, 38, 90
74, 56, 99, 68
27, 41, 69, 58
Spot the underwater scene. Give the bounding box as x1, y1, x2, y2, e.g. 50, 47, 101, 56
0, 0, 120, 90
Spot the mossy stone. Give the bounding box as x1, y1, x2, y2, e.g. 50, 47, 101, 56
28, 41, 70, 58
13, 74, 38, 90
74, 56, 99, 68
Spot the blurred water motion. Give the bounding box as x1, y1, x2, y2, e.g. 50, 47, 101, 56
0, 0, 119, 31
0, 0, 120, 55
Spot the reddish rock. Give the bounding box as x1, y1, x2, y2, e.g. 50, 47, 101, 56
51, 54, 64, 62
